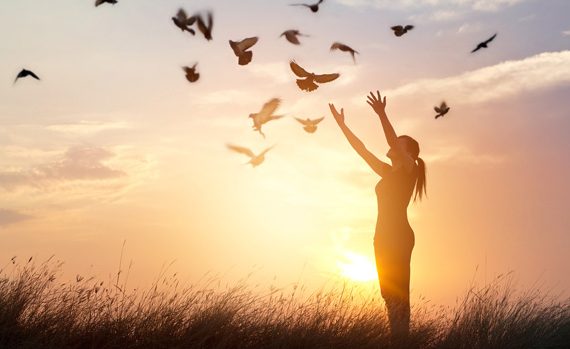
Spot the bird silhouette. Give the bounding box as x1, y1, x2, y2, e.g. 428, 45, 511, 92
434, 101, 450, 119
95, 0, 117, 7
391, 25, 414, 37
249, 98, 284, 138
172, 9, 196, 35
289, 61, 339, 92
14, 69, 40, 84
280, 30, 309, 45
290, 0, 324, 13
471, 33, 497, 53
227, 144, 274, 167
295, 117, 325, 133
183, 64, 199, 83
195, 11, 214, 41
330, 42, 359, 63
229, 37, 259, 66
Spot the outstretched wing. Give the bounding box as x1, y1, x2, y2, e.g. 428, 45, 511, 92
391, 25, 403, 31
95, 0, 105, 6
314, 73, 339, 84
311, 117, 325, 125
295, 117, 311, 126
227, 144, 254, 158
258, 146, 274, 157
237, 37, 259, 51
330, 42, 342, 51
404, 25, 414, 31
484, 33, 497, 44
434, 106, 442, 113
290, 61, 311, 78
176, 9, 187, 22
258, 98, 281, 119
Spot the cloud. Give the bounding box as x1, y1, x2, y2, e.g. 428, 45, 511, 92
410, 10, 462, 22
562, 30, 570, 37
248, 62, 290, 85
47, 121, 131, 135
385, 51, 570, 105
336, 0, 526, 12
0, 209, 32, 227
0, 146, 126, 191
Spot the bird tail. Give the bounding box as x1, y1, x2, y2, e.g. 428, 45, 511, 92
238, 51, 253, 65
296, 79, 318, 92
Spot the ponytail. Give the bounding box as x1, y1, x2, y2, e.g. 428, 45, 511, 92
414, 157, 427, 202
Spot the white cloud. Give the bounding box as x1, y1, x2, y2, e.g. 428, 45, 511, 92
385, 51, 570, 105
47, 121, 131, 135
410, 10, 462, 22
336, 0, 526, 12
562, 30, 570, 37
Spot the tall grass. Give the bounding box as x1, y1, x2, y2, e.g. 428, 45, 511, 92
0, 257, 568, 349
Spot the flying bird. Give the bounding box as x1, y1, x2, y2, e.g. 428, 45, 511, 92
330, 42, 359, 63
172, 9, 196, 34
471, 33, 497, 53
229, 37, 259, 66
391, 25, 414, 37
195, 11, 214, 41
249, 98, 284, 138
289, 61, 339, 92
280, 30, 309, 45
290, 0, 325, 13
182, 64, 199, 83
227, 144, 274, 167
434, 101, 450, 119
14, 69, 40, 84
295, 117, 325, 133
95, 0, 117, 7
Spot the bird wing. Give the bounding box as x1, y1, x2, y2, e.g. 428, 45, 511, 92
318, 0, 325, 4
434, 106, 442, 113
330, 42, 342, 51
312, 117, 325, 125
289, 61, 311, 78
227, 144, 254, 158
314, 73, 339, 84
176, 9, 187, 22
440, 101, 447, 109
237, 37, 259, 51
196, 12, 213, 39
95, 0, 105, 6
285, 32, 301, 45
391, 25, 403, 31
484, 33, 497, 44
404, 25, 414, 31
258, 146, 274, 157
258, 98, 281, 119
471, 45, 481, 53
186, 15, 197, 26
295, 118, 311, 126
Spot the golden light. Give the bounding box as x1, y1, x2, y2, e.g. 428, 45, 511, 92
337, 251, 377, 282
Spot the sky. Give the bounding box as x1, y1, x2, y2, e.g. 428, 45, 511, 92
0, 0, 569, 305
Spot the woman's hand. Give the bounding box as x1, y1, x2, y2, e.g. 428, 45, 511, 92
366, 90, 387, 116
329, 103, 345, 126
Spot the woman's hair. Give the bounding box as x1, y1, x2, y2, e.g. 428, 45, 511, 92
398, 135, 427, 201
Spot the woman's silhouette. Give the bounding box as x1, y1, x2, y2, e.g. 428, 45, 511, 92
329, 91, 426, 338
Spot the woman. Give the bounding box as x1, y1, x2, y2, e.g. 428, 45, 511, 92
329, 91, 426, 338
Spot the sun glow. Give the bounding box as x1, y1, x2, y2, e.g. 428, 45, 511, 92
337, 252, 377, 282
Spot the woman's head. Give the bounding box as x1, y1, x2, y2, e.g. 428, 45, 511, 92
388, 135, 427, 201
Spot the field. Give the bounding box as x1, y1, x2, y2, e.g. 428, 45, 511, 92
0, 258, 568, 349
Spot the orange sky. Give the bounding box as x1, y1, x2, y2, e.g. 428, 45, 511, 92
1, 0, 569, 305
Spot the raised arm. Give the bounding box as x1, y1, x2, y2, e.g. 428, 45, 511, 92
329, 103, 391, 177
367, 91, 415, 171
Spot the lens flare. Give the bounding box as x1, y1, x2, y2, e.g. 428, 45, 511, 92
337, 251, 377, 282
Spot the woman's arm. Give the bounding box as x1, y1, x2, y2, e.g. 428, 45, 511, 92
329, 103, 391, 177
367, 91, 415, 171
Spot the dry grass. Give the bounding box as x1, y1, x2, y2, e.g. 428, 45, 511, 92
0, 257, 568, 349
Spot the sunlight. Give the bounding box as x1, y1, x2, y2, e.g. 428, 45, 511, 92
337, 251, 377, 282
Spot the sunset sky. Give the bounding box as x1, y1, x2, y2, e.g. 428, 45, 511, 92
1, 0, 569, 304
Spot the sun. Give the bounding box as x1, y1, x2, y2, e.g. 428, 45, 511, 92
337, 251, 377, 282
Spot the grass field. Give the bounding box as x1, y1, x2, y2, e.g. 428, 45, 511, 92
0, 257, 568, 349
